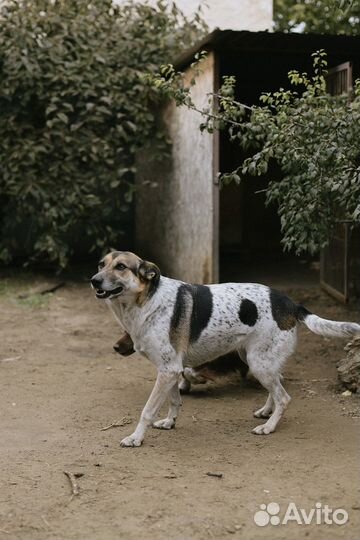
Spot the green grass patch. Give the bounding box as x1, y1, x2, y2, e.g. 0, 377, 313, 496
0, 274, 51, 309
15, 294, 50, 309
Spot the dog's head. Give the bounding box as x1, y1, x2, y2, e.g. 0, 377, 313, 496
90, 251, 160, 305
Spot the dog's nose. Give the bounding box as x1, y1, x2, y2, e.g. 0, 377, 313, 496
91, 275, 102, 288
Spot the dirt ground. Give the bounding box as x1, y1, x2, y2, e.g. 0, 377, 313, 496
1, 271, 360, 540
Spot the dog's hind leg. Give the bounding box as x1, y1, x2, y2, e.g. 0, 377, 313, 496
253, 394, 273, 419
251, 366, 290, 434
253, 372, 285, 418
153, 382, 182, 430
246, 333, 295, 435
236, 347, 272, 418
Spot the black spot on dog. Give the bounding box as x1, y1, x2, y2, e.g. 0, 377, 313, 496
239, 299, 258, 327
170, 284, 213, 349
189, 285, 213, 343
270, 288, 308, 330
170, 284, 190, 332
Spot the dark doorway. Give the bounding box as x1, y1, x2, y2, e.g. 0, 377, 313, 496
217, 41, 358, 286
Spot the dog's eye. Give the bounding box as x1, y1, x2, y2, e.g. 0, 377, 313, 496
116, 263, 126, 271
98, 261, 105, 270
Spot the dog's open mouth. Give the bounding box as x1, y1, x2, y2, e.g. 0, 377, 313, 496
95, 286, 124, 299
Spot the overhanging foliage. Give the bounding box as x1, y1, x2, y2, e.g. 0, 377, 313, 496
274, 0, 360, 35
151, 51, 360, 255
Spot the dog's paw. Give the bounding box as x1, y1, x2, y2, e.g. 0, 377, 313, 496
252, 423, 275, 435
120, 434, 143, 447
178, 377, 191, 394
253, 407, 272, 419
153, 418, 175, 430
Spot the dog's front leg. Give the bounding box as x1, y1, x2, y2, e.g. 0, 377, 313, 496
120, 371, 179, 448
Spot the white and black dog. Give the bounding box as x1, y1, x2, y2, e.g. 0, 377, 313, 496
91, 251, 360, 447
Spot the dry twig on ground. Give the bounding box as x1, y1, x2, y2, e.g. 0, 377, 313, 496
63, 471, 83, 497
100, 417, 132, 431
206, 472, 223, 479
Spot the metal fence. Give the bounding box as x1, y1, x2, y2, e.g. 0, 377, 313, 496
320, 222, 360, 303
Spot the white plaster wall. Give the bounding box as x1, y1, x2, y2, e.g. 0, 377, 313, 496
136, 53, 217, 283
171, 0, 273, 31
115, 0, 273, 31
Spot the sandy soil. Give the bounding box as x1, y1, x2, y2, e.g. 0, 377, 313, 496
0, 273, 359, 540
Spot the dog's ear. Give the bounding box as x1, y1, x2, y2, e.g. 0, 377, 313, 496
138, 260, 161, 282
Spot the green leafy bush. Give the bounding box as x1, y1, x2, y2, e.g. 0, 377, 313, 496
274, 0, 360, 35
151, 51, 360, 255
0, 0, 205, 267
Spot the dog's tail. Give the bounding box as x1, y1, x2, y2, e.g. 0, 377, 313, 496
298, 306, 360, 339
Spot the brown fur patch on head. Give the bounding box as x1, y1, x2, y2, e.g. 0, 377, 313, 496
101, 253, 115, 267
111, 251, 142, 271
99, 251, 143, 279
99, 251, 142, 270
99, 251, 160, 306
